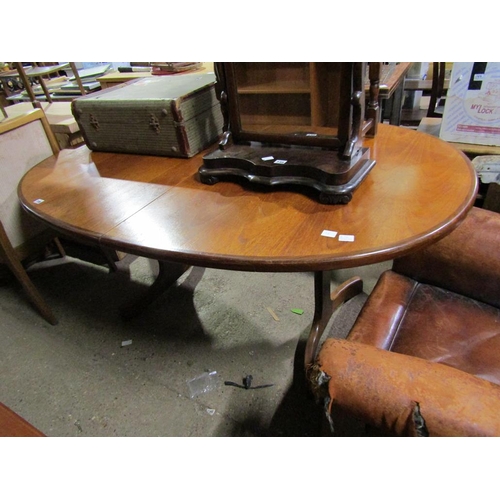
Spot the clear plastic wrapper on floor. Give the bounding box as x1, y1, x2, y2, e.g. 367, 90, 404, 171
187, 370, 219, 398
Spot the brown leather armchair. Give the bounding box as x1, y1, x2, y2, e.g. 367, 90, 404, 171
307, 207, 500, 437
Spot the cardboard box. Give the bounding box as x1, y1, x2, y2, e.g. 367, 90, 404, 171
72, 73, 223, 158
440, 62, 500, 147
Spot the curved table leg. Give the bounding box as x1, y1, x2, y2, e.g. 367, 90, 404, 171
304, 271, 363, 371
120, 261, 190, 320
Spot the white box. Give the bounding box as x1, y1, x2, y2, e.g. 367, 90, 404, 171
440, 62, 500, 146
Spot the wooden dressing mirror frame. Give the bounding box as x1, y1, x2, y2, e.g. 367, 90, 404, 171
199, 62, 379, 204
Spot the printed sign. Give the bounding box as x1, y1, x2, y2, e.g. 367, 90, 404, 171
440, 62, 500, 146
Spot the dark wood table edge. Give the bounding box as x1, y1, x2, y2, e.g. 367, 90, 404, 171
0, 402, 45, 437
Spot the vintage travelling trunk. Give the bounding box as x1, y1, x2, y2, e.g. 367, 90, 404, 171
71, 73, 224, 157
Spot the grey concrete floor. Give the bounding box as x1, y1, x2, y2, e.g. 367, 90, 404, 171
0, 250, 391, 437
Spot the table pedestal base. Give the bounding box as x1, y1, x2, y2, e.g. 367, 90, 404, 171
305, 272, 363, 370
120, 261, 190, 319
121, 264, 364, 366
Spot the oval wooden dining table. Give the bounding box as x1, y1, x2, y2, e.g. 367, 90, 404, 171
18, 124, 478, 341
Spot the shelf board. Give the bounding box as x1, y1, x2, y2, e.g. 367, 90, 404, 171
239, 123, 339, 136
237, 81, 310, 94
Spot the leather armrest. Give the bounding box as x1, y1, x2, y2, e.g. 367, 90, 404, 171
393, 207, 500, 308
311, 338, 500, 436
345, 270, 416, 349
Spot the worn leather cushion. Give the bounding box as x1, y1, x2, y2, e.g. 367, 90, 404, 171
317, 338, 500, 436
393, 207, 500, 309
347, 269, 500, 385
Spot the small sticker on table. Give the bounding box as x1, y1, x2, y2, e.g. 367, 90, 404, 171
262, 156, 274, 161
274, 159, 288, 165
339, 234, 355, 242
321, 230, 338, 238
33, 199, 44, 204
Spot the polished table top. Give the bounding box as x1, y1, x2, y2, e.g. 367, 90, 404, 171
19, 124, 478, 273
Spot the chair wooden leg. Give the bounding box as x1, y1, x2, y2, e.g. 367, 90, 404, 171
53, 237, 66, 257
0, 230, 57, 325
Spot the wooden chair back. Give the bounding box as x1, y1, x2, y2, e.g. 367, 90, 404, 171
0, 108, 60, 324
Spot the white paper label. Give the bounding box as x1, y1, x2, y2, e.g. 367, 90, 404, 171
321, 230, 338, 238
339, 234, 355, 242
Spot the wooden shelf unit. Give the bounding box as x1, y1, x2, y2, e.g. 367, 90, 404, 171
232, 62, 348, 135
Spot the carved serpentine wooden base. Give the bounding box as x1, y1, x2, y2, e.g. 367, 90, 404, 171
200, 144, 375, 204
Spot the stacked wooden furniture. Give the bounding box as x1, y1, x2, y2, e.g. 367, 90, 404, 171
12, 63, 72, 103
1, 63, 93, 148
402, 62, 451, 125
97, 62, 215, 89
